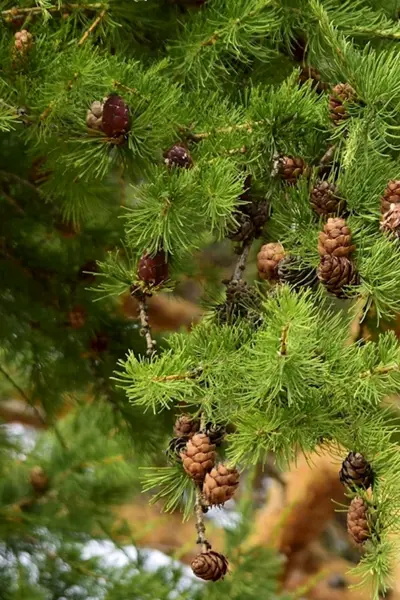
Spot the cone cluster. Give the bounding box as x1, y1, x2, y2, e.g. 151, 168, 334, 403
86, 95, 130, 139
317, 218, 358, 297
380, 180, 400, 238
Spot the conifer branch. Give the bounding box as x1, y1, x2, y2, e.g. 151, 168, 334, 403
279, 324, 290, 356
360, 364, 400, 379
151, 369, 202, 383
77, 8, 106, 46
137, 294, 157, 357
40, 73, 79, 120
186, 120, 264, 142
1, 3, 105, 18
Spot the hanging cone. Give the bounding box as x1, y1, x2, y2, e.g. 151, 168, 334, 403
180, 433, 216, 483
318, 217, 355, 258
191, 550, 229, 581
340, 452, 374, 489
203, 464, 240, 506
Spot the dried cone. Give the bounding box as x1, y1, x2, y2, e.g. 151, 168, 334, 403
299, 66, 328, 94
180, 433, 216, 483
30, 466, 49, 495
138, 250, 169, 287
340, 452, 373, 489
381, 180, 400, 214
86, 100, 104, 131
102, 94, 130, 138
191, 551, 228, 582
203, 464, 240, 506
173, 414, 200, 439
329, 83, 356, 125
347, 497, 370, 545
278, 156, 307, 185
257, 243, 285, 281
318, 217, 355, 258
311, 181, 346, 218
318, 255, 358, 298
381, 203, 400, 238
164, 144, 193, 169
68, 305, 86, 329
14, 29, 33, 56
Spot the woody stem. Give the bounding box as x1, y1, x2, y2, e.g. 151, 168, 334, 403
195, 488, 210, 553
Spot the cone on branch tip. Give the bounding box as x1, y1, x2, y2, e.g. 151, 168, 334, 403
30, 466, 49, 495
381, 203, 400, 238
174, 414, 200, 439
277, 156, 307, 185
203, 464, 240, 506
318, 255, 358, 298
381, 180, 400, 214
311, 181, 346, 218
340, 452, 374, 490
14, 30, 33, 56
347, 497, 370, 545
318, 218, 355, 258
257, 243, 285, 281
137, 250, 169, 288
102, 94, 130, 138
164, 144, 193, 169
277, 256, 319, 291
180, 433, 216, 483
86, 100, 104, 131
191, 550, 229, 582
329, 83, 356, 125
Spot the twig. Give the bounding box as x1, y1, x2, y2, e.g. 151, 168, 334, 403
279, 324, 289, 356
151, 368, 202, 383
195, 488, 211, 553
360, 363, 400, 379
231, 239, 252, 283
1, 3, 105, 18
112, 80, 150, 103
78, 8, 106, 45
137, 295, 156, 357
0, 365, 68, 451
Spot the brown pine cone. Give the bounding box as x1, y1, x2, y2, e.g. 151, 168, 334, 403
329, 83, 356, 125
14, 29, 33, 56
277, 156, 307, 185
340, 452, 373, 489
381, 180, 400, 214
318, 217, 355, 258
347, 497, 370, 545
257, 243, 285, 281
311, 181, 346, 217
203, 464, 240, 506
318, 255, 358, 298
381, 203, 400, 237
86, 100, 104, 131
228, 212, 256, 242
191, 551, 228, 582
164, 144, 193, 169
299, 66, 329, 94
137, 250, 169, 287
181, 433, 216, 483
30, 466, 49, 495
173, 414, 200, 439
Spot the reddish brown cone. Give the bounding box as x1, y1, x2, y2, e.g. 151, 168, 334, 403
340, 452, 373, 490
191, 551, 228, 581
30, 466, 49, 495
102, 94, 130, 138
138, 251, 169, 287
164, 144, 193, 169
347, 497, 370, 545
311, 181, 346, 217
318, 217, 355, 258
277, 156, 307, 185
318, 255, 358, 298
257, 243, 285, 281
381, 180, 400, 214
173, 414, 200, 439
203, 464, 240, 506
180, 433, 216, 483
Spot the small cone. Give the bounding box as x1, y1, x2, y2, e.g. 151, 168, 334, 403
102, 94, 130, 138
191, 550, 228, 581
277, 156, 307, 185
318, 217, 355, 258
205, 422, 226, 446
68, 305, 86, 329
164, 144, 193, 169
318, 255, 358, 298
228, 211, 255, 243
173, 414, 200, 439
381, 180, 400, 214
340, 452, 374, 489
347, 497, 370, 545
203, 464, 240, 506
381, 203, 400, 238
86, 100, 104, 131
137, 251, 169, 287
166, 437, 187, 463
329, 83, 356, 125
257, 243, 285, 281
14, 29, 33, 56
311, 181, 346, 217
181, 433, 216, 483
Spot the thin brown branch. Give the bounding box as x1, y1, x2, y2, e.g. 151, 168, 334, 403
138, 295, 157, 357
1, 3, 104, 17
78, 8, 106, 45
195, 488, 211, 553
359, 363, 400, 379
279, 324, 290, 356
231, 240, 252, 283
151, 369, 201, 383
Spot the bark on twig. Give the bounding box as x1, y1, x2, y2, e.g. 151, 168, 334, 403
138, 295, 157, 357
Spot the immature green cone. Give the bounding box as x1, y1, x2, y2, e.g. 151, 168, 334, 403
277, 256, 318, 291
329, 83, 356, 125
257, 243, 286, 281
277, 156, 307, 185
173, 414, 200, 439
180, 433, 216, 483
311, 181, 346, 218
191, 551, 228, 581
381, 204, 400, 238
381, 180, 400, 214
347, 497, 370, 545
318, 218, 355, 258
318, 255, 358, 298
203, 464, 240, 506
340, 452, 373, 489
